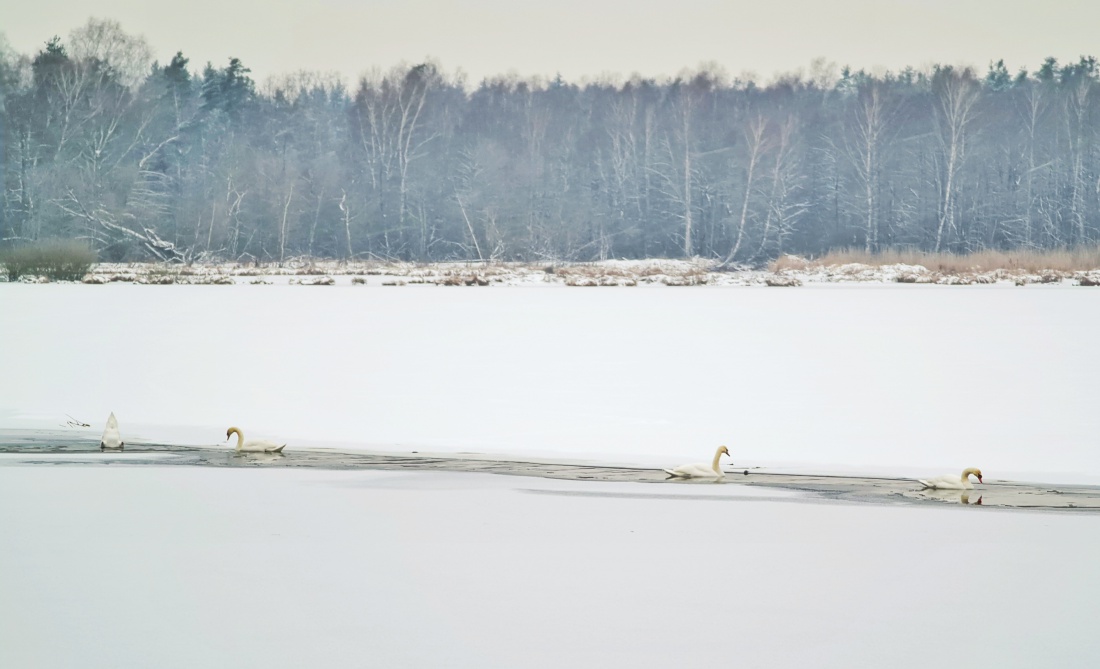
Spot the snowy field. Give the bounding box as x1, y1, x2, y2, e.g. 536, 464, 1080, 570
2, 466, 1098, 669
2, 282, 1098, 483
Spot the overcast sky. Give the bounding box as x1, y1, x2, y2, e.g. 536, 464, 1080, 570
3, 0, 1099, 86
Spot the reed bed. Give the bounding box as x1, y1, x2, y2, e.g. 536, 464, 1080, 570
771, 247, 1100, 274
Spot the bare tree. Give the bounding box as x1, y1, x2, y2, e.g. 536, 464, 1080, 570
722, 115, 770, 265
68, 18, 152, 89
932, 68, 981, 252
753, 114, 807, 259
1064, 76, 1094, 244
845, 82, 894, 252
352, 63, 440, 257
1016, 83, 1046, 247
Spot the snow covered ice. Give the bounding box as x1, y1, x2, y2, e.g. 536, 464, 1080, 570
2, 282, 1098, 482
2, 466, 1098, 668
2, 281, 1099, 667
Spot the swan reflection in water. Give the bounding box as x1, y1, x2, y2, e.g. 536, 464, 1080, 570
665, 475, 727, 484
230, 451, 286, 464
921, 489, 983, 505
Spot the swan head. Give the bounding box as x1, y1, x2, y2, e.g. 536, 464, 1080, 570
964, 467, 983, 483
226, 426, 241, 441
718, 445, 730, 457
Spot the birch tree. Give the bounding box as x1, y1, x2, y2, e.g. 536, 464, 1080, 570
351, 63, 440, 257
721, 114, 770, 265
845, 82, 894, 252
932, 68, 981, 252
1063, 71, 1095, 244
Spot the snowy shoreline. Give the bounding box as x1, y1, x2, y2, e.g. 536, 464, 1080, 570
5, 257, 1100, 287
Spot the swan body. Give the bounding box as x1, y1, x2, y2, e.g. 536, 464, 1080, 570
919, 467, 983, 490
100, 412, 124, 450
226, 426, 286, 453
664, 446, 730, 478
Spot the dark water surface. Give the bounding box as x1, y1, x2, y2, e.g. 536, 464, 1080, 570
3, 431, 1098, 512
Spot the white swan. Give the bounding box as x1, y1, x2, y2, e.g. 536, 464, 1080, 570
664, 445, 730, 478
226, 426, 286, 453
100, 412, 124, 450
919, 467, 983, 490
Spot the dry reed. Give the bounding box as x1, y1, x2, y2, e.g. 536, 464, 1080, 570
771, 247, 1100, 274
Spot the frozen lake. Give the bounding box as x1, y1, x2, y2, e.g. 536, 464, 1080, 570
2, 466, 1098, 668
4, 282, 1099, 667
2, 282, 1099, 483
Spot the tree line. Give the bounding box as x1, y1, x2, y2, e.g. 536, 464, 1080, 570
1, 19, 1098, 264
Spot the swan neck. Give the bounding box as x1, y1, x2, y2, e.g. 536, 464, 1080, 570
229, 428, 244, 449
711, 449, 723, 472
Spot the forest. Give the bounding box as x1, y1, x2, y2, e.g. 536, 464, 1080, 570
1, 19, 1098, 264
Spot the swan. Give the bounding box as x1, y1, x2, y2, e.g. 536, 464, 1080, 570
226, 426, 286, 453
918, 467, 983, 490
664, 445, 730, 478
100, 412, 124, 450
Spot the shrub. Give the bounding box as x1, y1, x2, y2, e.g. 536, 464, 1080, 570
0, 240, 98, 281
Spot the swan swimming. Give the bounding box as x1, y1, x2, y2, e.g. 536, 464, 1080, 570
918, 467, 983, 490
100, 412, 124, 450
664, 445, 730, 478
226, 426, 286, 453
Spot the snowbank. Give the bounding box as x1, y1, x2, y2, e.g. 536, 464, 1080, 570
18, 257, 1091, 287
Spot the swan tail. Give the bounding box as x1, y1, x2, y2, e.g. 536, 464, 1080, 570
273, 444, 286, 453
663, 469, 682, 477
918, 479, 932, 489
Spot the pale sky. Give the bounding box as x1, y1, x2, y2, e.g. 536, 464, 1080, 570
3, 0, 1099, 86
